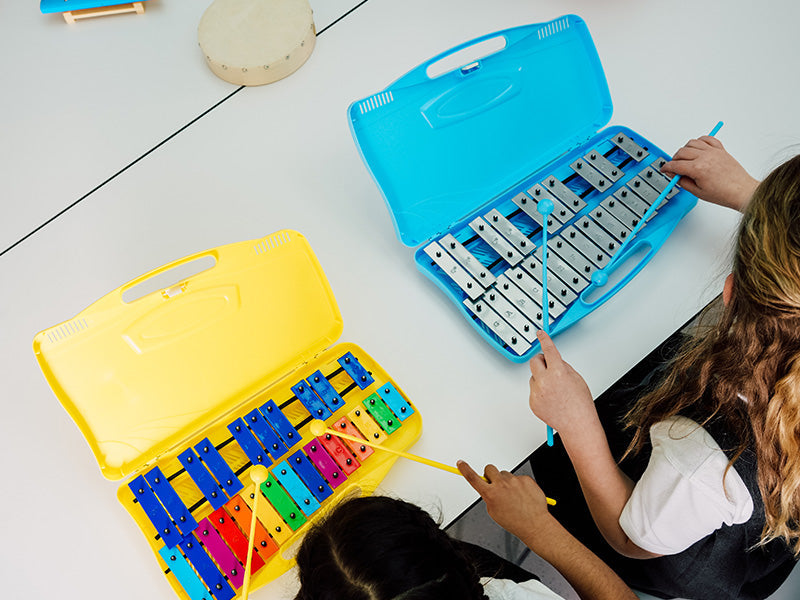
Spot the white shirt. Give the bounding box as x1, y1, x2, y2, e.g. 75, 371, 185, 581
618, 415, 754, 555
481, 576, 564, 599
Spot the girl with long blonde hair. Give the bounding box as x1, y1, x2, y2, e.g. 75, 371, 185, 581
525, 138, 799, 599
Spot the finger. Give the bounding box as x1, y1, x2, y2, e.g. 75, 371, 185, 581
697, 135, 723, 148
483, 463, 501, 483
457, 460, 490, 494
670, 146, 701, 162
661, 157, 702, 180
536, 330, 562, 366
529, 354, 546, 377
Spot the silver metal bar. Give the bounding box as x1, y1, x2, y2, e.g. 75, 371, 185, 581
613, 188, 650, 219
495, 273, 544, 328
507, 267, 567, 321
519, 254, 578, 306
548, 237, 596, 280
510, 191, 561, 233
484, 209, 532, 254
590, 201, 631, 243
561, 225, 611, 269
463, 297, 532, 355
584, 150, 623, 182
423, 241, 482, 300
612, 132, 649, 161
469, 216, 523, 266
533, 245, 590, 292
526, 184, 575, 223
439, 234, 496, 288
482, 284, 538, 343
541, 175, 587, 213
640, 162, 678, 199
570, 158, 611, 192
628, 176, 662, 205
573, 215, 621, 256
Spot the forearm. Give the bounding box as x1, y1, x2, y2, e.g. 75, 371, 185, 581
561, 418, 660, 559
519, 515, 638, 600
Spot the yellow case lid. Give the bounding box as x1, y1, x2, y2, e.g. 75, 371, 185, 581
33, 231, 343, 481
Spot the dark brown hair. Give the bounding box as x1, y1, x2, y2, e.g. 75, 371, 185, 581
294, 496, 487, 599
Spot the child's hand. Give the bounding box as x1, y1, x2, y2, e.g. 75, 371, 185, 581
529, 331, 598, 440
661, 136, 759, 211
457, 461, 550, 540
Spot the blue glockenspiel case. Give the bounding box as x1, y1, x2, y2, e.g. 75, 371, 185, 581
348, 15, 697, 361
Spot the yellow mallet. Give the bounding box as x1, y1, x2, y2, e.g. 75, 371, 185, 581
309, 420, 555, 506
240, 465, 269, 600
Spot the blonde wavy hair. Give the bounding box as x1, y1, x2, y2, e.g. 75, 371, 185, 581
624, 154, 800, 555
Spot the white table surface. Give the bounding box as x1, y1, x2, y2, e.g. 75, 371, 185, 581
1, 1, 798, 598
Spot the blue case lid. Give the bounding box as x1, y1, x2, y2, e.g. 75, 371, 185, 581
348, 15, 612, 247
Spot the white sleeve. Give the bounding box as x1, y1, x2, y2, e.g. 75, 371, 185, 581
618, 416, 754, 555
481, 577, 565, 600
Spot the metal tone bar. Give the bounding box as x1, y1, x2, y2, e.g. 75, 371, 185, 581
348, 406, 387, 445
272, 460, 322, 516
260, 400, 301, 449
292, 379, 332, 420
589, 202, 631, 243
288, 449, 333, 503
337, 351, 374, 389
506, 268, 567, 320
196, 517, 248, 588
570, 158, 611, 192
469, 216, 524, 265
584, 150, 623, 182
260, 474, 307, 531
573, 215, 621, 256
527, 184, 575, 222
495, 273, 545, 328
194, 438, 244, 498
640, 161, 679, 199
549, 237, 597, 279
224, 496, 280, 560
240, 484, 293, 544
463, 297, 532, 355
375, 381, 413, 421
228, 419, 273, 467
541, 175, 587, 212
423, 241, 482, 300
318, 433, 360, 475
307, 371, 345, 413
144, 467, 198, 536
612, 132, 649, 161
179, 533, 235, 600
128, 475, 183, 548
244, 409, 288, 459
363, 394, 401, 434
511, 191, 561, 233
177, 448, 226, 510
439, 234, 495, 288
484, 208, 533, 254
158, 546, 213, 600
481, 284, 538, 342
628, 176, 662, 205
520, 254, 578, 306
533, 245, 590, 292
561, 225, 611, 269
613, 188, 651, 219
331, 417, 374, 461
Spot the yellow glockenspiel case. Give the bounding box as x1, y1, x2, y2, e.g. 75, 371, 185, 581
33, 230, 422, 600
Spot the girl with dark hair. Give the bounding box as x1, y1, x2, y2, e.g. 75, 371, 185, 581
527, 138, 800, 598
294, 466, 637, 600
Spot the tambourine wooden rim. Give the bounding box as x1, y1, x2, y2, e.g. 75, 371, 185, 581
198, 0, 316, 86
